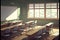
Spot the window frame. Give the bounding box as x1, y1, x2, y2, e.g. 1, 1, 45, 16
27, 3, 59, 20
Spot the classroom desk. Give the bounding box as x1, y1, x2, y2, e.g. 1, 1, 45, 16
1, 23, 23, 31
25, 21, 34, 24
46, 22, 53, 26
25, 21, 35, 28
12, 26, 46, 40
26, 26, 46, 35
1, 20, 23, 28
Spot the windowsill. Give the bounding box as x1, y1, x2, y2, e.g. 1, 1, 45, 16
27, 18, 59, 20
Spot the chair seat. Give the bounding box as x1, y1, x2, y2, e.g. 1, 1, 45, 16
33, 35, 43, 40
4, 34, 10, 36
34, 36, 42, 38
13, 31, 18, 33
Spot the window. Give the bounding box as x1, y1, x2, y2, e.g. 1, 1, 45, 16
28, 3, 59, 19
58, 3, 59, 19
46, 3, 57, 19
46, 9, 57, 18
46, 3, 57, 8
28, 3, 44, 19
28, 9, 34, 18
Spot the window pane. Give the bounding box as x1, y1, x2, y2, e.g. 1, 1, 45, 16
35, 4, 40, 8
51, 9, 57, 18
29, 4, 34, 8
40, 4, 44, 8
35, 9, 40, 18
35, 4, 44, 8
46, 9, 51, 18
28, 9, 34, 18
39, 9, 44, 18
46, 3, 57, 8
58, 3, 59, 8
46, 9, 57, 18
58, 9, 59, 18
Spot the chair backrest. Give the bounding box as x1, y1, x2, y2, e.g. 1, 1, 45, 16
1, 29, 11, 36
4, 29, 10, 33
12, 27, 18, 31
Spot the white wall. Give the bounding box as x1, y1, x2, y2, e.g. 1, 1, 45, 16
1, 6, 20, 21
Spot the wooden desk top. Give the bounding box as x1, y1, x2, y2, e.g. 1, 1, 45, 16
11, 20, 22, 23
25, 21, 34, 24
1, 20, 22, 25
46, 22, 53, 26
26, 26, 45, 35
1, 23, 24, 31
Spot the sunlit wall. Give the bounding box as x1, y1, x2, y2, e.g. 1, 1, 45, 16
1, 6, 20, 21
6, 8, 20, 20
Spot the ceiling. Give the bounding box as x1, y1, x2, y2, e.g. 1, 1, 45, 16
1, 0, 59, 6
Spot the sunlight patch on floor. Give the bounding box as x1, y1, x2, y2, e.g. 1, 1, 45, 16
50, 28, 59, 36
47, 28, 59, 40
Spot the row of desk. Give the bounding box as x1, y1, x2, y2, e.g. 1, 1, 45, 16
12, 22, 54, 40
1, 20, 23, 28
1, 21, 54, 40
1, 21, 35, 40
1, 23, 23, 31
1, 20, 23, 31
12, 26, 46, 40
1, 21, 54, 34
1, 21, 35, 31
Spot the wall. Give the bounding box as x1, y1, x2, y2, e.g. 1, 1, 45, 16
1, 6, 19, 21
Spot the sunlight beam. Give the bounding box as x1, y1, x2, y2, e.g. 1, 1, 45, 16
6, 8, 20, 20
